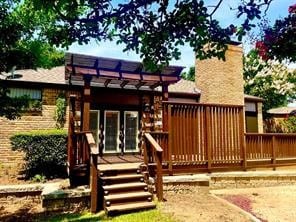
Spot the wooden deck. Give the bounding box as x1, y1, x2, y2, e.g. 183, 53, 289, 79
98, 154, 143, 165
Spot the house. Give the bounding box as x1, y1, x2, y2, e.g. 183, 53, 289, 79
0, 54, 262, 173
268, 106, 296, 119
2, 42, 295, 214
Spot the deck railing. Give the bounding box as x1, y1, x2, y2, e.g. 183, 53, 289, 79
164, 101, 246, 172
143, 133, 163, 201
246, 133, 296, 167
146, 102, 296, 174
67, 95, 100, 212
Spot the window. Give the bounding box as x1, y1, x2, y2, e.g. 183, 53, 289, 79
9, 88, 42, 100
8, 88, 42, 111
90, 110, 100, 144
124, 111, 139, 152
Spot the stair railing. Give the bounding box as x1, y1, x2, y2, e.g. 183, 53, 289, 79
143, 133, 163, 201
84, 132, 100, 213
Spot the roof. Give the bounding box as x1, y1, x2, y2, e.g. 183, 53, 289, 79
1, 66, 263, 103
65, 53, 184, 90
0, 66, 65, 85
268, 106, 296, 115
166, 79, 263, 102
244, 94, 264, 102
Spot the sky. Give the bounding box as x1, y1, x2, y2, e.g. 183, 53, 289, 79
68, 0, 295, 70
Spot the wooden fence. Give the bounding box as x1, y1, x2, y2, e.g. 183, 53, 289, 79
246, 133, 296, 167
147, 102, 296, 174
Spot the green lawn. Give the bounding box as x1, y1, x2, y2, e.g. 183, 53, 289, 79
39, 208, 176, 222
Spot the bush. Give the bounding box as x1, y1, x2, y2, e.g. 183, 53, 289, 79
282, 116, 296, 133
54, 93, 67, 129
10, 129, 67, 179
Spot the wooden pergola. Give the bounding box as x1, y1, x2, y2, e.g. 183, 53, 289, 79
65, 53, 184, 131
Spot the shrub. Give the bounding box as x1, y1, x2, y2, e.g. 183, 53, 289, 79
31, 174, 46, 183
282, 116, 296, 133
10, 129, 67, 179
54, 93, 67, 129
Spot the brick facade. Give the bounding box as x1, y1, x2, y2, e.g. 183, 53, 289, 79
0, 88, 80, 174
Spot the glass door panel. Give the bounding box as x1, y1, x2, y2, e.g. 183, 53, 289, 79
90, 110, 99, 144
104, 111, 119, 153
124, 111, 139, 152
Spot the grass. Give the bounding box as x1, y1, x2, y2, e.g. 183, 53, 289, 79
38, 208, 176, 222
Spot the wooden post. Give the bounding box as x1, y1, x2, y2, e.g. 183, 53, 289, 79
205, 106, 212, 172
272, 135, 277, 170
90, 154, 98, 213
168, 105, 173, 175
67, 95, 76, 175
82, 75, 92, 131
162, 84, 169, 131
156, 150, 163, 201
143, 138, 148, 166
239, 108, 247, 170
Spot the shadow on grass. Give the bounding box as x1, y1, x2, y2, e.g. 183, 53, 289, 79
0, 203, 175, 222
0, 204, 104, 222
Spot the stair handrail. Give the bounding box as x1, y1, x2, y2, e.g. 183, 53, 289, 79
84, 132, 100, 213
143, 133, 163, 201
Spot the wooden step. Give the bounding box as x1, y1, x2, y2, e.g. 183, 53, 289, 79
106, 201, 156, 214
101, 174, 144, 182
104, 191, 152, 202
99, 163, 142, 172
103, 182, 147, 193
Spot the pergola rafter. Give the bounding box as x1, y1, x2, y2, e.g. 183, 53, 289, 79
65, 53, 184, 90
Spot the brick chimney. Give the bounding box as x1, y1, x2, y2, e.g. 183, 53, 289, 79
195, 43, 244, 105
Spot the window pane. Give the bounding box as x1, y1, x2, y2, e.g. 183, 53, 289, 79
90, 111, 99, 144
9, 88, 41, 100
105, 111, 119, 152
125, 112, 138, 151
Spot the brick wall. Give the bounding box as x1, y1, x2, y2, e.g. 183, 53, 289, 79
0, 88, 80, 174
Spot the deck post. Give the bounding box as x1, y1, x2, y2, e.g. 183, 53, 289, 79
82, 75, 92, 131
239, 108, 247, 170
162, 84, 169, 131
205, 106, 212, 172
167, 104, 173, 175
272, 135, 277, 170
67, 95, 76, 176
156, 150, 163, 201
90, 154, 98, 213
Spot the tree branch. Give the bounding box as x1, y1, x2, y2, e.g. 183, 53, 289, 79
209, 0, 224, 17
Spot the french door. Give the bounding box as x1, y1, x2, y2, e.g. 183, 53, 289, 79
104, 111, 120, 153
124, 111, 139, 153
100, 110, 139, 154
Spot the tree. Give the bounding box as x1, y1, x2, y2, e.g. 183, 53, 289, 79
30, 0, 274, 70
0, 0, 64, 72
243, 50, 296, 115
0, 0, 64, 119
255, 4, 296, 62
180, 66, 195, 82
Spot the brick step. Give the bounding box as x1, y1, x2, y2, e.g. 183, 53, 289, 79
106, 201, 156, 215
103, 182, 147, 193
104, 191, 152, 204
